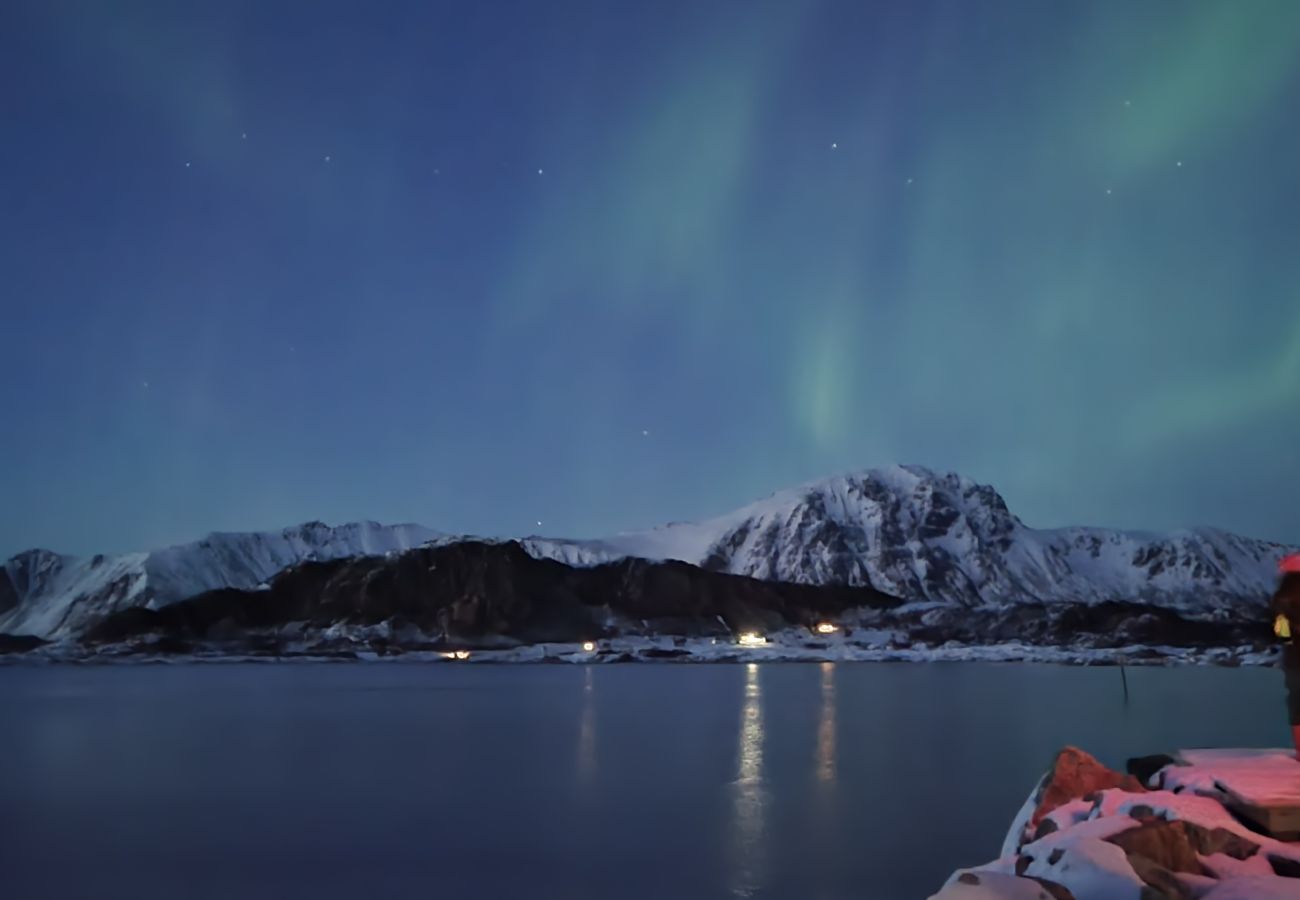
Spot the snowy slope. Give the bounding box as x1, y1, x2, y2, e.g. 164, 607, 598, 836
523, 465, 1290, 613
0, 522, 443, 638
3, 465, 1292, 640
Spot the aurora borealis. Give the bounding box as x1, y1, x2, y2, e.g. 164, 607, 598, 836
2, 0, 1298, 556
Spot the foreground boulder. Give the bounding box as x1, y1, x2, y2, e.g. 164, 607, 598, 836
1032, 748, 1146, 828
1001, 747, 1145, 858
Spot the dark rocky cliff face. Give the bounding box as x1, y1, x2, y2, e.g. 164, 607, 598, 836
1, 549, 66, 617
84, 540, 904, 647
0, 569, 17, 618
61, 538, 1274, 658
885, 601, 1270, 651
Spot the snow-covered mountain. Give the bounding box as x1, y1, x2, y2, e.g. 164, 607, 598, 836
522, 465, 1289, 613
3, 465, 1292, 640
0, 522, 443, 638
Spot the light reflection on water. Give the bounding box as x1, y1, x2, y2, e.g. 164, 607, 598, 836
817, 662, 837, 784
577, 665, 596, 785
729, 662, 766, 897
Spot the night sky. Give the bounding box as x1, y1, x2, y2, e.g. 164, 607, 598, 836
3, 0, 1298, 557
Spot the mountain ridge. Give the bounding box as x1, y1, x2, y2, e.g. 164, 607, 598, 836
3, 465, 1293, 640
1, 521, 444, 638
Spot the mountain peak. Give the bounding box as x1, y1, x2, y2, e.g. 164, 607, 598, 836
3, 469, 1293, 640
528, 465, 1285, 611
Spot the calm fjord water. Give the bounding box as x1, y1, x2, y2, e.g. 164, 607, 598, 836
0, 662, 1286, 900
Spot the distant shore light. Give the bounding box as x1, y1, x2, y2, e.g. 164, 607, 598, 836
582, 641, 596, 652
737, 632, 767, 647
816, 622, 838, 635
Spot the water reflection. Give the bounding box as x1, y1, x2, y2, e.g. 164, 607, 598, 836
577, 666, 596, 785
816, 662, 837, 784
729, 662, 766, 897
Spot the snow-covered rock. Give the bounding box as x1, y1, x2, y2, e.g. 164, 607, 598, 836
1201, 876, 1300, 899
945, 746, 1300, 900
929, 869, 1068, 899
1001, 746, 1145, 856
1017, 817, 1146, 900
0, 522, 442, 637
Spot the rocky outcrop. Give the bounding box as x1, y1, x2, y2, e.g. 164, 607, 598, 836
880, 604, 1269, 653
1127, 755, 1178, 785
83, 540, 902, 650
1030, 748, 1145, 829
1106, 820, 1204, 898
0, 568, 16, 618
0, 633, 47, 654
940, 747, 1300, 900
1, 549, 65, 620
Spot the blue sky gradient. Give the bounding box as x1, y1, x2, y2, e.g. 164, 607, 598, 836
3, 0, 1298, 556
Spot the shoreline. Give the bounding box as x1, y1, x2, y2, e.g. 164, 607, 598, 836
1, 634, 1280, 667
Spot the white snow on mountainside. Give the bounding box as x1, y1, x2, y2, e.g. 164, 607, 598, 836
0, 522, 443, 638
3, 465, 1292, 639
522, 465, 1291, 612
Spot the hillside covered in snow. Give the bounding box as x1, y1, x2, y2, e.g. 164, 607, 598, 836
0, 522, 443, 638
2, 465, 1292, 644
526, 465, 1289, 612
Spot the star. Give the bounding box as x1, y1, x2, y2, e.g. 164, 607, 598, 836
831, 142, 838, 149
1175, 160, 1183, 167
905, 177, 914, 185
324, 155, 332, 163
1124, 99, 1131, 108
537, 168, 544, 175
536, 520, 542, 527
1105, 188, 1113, 195
142, 380, 150, 389
184, 162, 191, 168
241, 132, 247, 140
642, 429, 649, 436
433, 168, 440, 175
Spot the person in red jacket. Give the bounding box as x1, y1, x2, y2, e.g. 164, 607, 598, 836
1271, 553, 1300, 758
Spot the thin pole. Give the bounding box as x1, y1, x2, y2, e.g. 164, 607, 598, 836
1120, 655, 1130, 703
